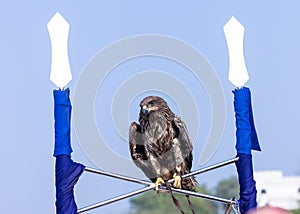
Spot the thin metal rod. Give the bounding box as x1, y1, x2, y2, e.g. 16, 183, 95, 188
169, 188, 238, 205
85, 167, 152, 186
79, 157, 239, 212
168, 157, 239, 183
77, 185, 155, 213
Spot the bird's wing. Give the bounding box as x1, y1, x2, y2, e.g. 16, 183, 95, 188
129, 122, 156, 181
173, 116, 193, 171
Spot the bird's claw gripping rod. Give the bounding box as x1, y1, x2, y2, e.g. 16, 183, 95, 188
77, 157, 239, 213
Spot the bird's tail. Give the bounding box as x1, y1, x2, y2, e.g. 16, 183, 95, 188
182, 176, 196, 192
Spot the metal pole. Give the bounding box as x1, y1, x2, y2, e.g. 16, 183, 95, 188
79, 157, 239, 212
168, 188, 238, 205
84, 167, 152, 186
168, 157, 239, 183
77, 185, 155, 213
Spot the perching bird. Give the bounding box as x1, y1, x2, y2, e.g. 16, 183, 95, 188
129, 96, 196, 192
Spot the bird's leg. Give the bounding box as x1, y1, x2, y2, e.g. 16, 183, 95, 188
173, 167, 182, 189
149, 155, 165, 192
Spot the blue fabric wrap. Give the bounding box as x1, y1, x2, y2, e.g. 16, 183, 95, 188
233, 87, 261, 213
55, 155, 85, 214
53, 88, 73, 157
233, 87, 261, 154
236, 153, 257, 213
53, 88, 85, 214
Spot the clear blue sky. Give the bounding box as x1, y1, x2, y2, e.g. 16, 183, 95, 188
1, 1, 300, 213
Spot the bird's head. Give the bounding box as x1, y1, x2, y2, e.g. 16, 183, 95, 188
139, 96, 169, 115
138, 96, 175, 131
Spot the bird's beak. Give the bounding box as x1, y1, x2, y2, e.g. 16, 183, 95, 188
142, 105, 148, 114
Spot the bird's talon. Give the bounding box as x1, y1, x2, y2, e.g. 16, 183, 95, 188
155, 177, 165, 191
173, 174, 182, 189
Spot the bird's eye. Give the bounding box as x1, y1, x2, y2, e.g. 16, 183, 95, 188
148, 100, 155, 106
